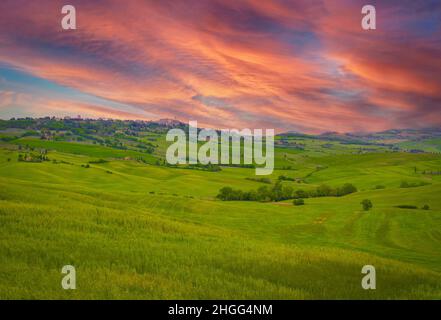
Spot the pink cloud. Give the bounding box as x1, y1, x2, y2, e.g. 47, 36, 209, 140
0, 0, 440, 132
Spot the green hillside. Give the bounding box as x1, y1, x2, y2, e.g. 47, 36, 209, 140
1, 120, 441, 299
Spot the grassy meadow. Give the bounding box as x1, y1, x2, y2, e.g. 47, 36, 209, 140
1, 124, 441, 299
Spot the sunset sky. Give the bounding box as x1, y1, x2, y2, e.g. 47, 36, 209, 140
0, 0, 440, 133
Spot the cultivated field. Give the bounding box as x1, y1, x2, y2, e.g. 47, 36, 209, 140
1, 122, 441, 299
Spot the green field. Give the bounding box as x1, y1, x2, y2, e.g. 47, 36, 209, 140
1, 127, 441, 299
397, 138, 441, 153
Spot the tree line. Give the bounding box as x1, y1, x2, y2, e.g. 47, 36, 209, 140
217, 182, 357, 202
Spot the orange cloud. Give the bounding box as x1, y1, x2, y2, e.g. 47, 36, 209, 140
0, 0, 440, 132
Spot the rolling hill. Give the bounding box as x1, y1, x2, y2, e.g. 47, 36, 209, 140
0, 118, 440, 299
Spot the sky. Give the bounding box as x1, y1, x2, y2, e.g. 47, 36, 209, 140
0, 0, 440, 133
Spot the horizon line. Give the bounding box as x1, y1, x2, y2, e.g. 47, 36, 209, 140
2, 115, 441, 136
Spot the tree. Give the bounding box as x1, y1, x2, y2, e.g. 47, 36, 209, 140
336, 183, 357, 196
271, 181, 283, 201
217, 187, 234, 200
294, 189, 309, 199
361, 199, 373, 211
282, 186, 294, 200
316, 184, 333, 197
257, 186, 271, 202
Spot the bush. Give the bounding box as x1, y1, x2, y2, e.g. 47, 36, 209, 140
422, 204, 430, 210
400, 181, 430, 188
335, 183, 358, 196
217, 187, 235, 201
278, 175, 295, 181
395, 205, 418, 209
316, 184, 333, 197
246, 177, 272, 184
89, 159, 108, 164
261, 178, 272, 184
293, 199, 305, 206
293, 189, 309, 199
361, 199, 373, 211
375, 185, 385, 189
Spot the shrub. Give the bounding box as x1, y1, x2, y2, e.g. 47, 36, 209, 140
260, 178, 272, 184
336, 183, 357, 196
293, 198, 305, 206
293, 189, 309, 199
422, 204, 430, 210
316, 184, 333, 197
257, 186, 271, 202
217, 187, 235, 201
400, 181, 430, 188
89, 159, 108, 164
246, 177, 272, 184
375, 185, 385, 189
395, 205, 418, 209
278, 175, 295, 181
361, 199, 373, 211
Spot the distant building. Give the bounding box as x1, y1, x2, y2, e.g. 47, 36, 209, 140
156, 118, 182, 127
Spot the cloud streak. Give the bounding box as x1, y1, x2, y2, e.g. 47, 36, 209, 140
0, 0, 440, 133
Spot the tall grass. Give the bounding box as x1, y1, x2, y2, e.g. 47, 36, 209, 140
0, 146, 441, 299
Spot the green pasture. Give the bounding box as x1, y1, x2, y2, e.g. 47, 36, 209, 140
0, 136, 441, 299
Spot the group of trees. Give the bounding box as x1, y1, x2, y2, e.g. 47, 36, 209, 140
400, 181, 430, 188
2, 118, 159, 156
157, 159, 222, 172
245, 177, 272, 184
217, 182, 358, 202
187, 163, 222, 172
18, 153, 49, 162
278, 175, 295, 181
0, 136, 18, 142
308, 183, 358, 198
395, 204, 430, 210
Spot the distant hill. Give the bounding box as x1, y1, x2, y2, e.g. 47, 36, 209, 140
280, 127, 441, 144
2, 117, 441, 153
